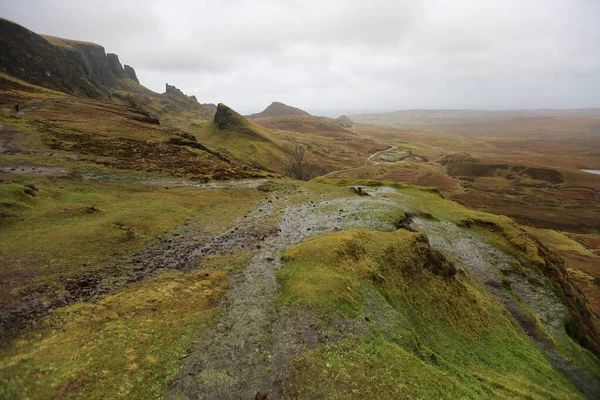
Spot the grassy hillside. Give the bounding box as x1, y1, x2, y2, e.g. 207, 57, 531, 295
194, 104, 290, 171
248, 101, 310, 118
279, 228, 582, 398
3, 176, 599, 398
0, 73, 268, 181
1, 18, 600, 399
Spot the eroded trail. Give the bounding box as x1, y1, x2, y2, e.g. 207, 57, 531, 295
167, 189, 402, 399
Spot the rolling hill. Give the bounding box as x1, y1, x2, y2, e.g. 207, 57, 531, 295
248, 101, 311, 118
1, 17, 599, 400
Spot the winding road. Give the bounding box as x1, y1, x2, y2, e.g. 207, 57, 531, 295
322, 145, 397, 177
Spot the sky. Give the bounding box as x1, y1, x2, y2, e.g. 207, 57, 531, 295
1, 0, 599, 116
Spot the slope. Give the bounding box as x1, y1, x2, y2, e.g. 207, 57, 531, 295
195, 103, 290, 171
0, 18, 217, 129
248, 101, 310, 118
0, 73, 269, 181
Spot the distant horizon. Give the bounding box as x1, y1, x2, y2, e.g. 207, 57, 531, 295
2, 0, 598, 116
301, 107, 600, 119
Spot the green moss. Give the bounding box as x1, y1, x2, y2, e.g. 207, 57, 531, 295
0, 269, 228, 399
278, 229, 582, 398
195, 121, 288, 171
0, 175, 262, 292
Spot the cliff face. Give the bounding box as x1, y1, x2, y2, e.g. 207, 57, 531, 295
0, 18, 217, 122
124, 65, 139, 83
107, 53, 126, 78
59, 40, 116, 86
0, 18, 142, 97
214, 103, 248, 130
163, 83, 217, 119
0, 18, 103, 97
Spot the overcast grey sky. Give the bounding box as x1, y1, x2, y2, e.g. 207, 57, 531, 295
1, 0, 599, 115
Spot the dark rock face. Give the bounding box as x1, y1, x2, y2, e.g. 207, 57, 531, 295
124, 65, 139, 83
214, 103, 248, 129
61, 41, 116, 86
159, 84, 217, 120
107, 53, 125, 78
166, 83, 186, 96
0, 18, 142, 97
0, 18, 103, 97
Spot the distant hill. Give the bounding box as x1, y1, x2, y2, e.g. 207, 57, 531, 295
252, 115, 351, 134
335, 115, 354, 128
249, 101, 310, 118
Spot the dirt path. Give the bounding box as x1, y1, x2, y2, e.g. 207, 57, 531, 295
322, 145, 397, 177
167, 188, 403, 399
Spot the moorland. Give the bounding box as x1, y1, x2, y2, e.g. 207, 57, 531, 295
0, 17, 599, 399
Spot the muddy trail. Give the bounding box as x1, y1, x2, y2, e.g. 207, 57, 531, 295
0, 181, 400, 335
167, 189, 402, 399
0, 178, 272, 335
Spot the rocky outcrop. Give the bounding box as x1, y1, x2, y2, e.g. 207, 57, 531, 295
107, 53, 126, 78
51, 38, 118, 86
162, 84, 217, 119
0, 18, 103, 97
166, 83, 186, 96
214, 103, 248, 129
0, 18, 143, 97
249, 101, 311, 118
124, 65, 139, 83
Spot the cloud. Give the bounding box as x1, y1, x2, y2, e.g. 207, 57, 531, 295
1, 0, 599, 114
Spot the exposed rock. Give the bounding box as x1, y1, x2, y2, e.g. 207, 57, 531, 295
161, 83, 217, 119
214, 103, 249, 129
57, 39, 117, 86
0, 18, 103, 97
107, 53, 125, 78
249, 101, 310, 118
106, 53, 125, 78
123, 64, 139, 83
0, 18, 144, 97
351, 186, 370, 196
166, 83, 186, 96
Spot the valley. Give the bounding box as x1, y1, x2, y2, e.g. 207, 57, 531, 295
1, 15, 599, 400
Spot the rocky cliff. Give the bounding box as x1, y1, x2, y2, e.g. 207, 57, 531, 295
0, 18, 142, 97
163, 83, 216, 119
214, 103, 248, 129
107, 53, 126, 78
124, 65, 139, 83
0, 18, 103, 97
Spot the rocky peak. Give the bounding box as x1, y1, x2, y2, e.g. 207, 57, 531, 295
123, 65, 139, 83
165, 83, 204, 104
214, 103, 248, 129
165, 83, 186, 96
0, 18, 103, 97
0, 19, 145, 97
107, 53, 125, 78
